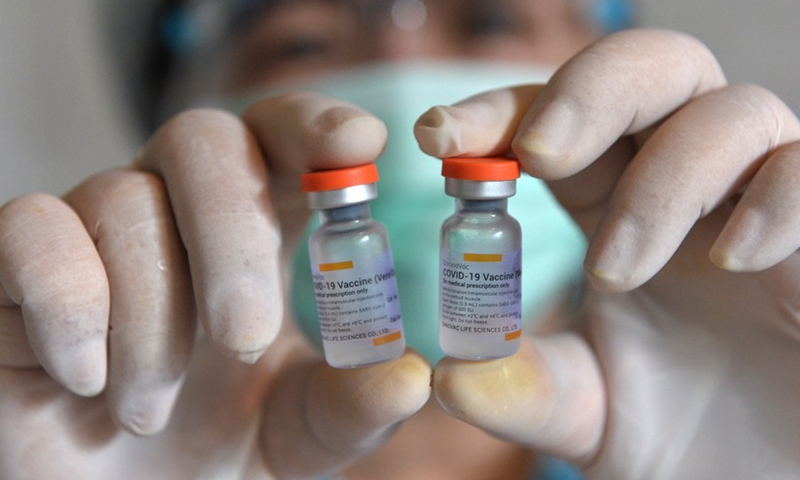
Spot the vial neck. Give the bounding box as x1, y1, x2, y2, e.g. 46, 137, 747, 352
455, 198, 508, 213
318, 202, 371, 224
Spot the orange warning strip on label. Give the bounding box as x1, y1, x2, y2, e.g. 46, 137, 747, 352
372, 331, 403, 346
505, 330, 522, 341
463, 253, 502, 262
319, 260, 354, 271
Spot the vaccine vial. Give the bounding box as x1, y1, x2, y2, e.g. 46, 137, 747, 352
439, 157, 522, 360
301, 164, 405, 368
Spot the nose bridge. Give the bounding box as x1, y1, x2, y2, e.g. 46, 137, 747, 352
377, 28, 434, 60
364, 0, 455, 60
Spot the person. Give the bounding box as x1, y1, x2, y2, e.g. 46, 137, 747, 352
1, 1, 798, 479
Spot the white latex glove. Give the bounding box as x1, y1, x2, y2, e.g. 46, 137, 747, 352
0, 93, 431, 480
416, 29, 800, 479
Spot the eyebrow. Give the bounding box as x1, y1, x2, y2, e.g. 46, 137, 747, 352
232, 0, 351, 31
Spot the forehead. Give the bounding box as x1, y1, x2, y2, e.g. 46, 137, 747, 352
159, 0, 599, 112
228, 0, 586, 33
212, 0, 598, 91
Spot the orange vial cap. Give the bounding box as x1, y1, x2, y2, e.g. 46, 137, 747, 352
441, 157, 520, 182
301, 164, 379, 192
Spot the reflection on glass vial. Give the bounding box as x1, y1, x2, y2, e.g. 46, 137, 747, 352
301, 164, 405, 368
439, 157, 522, 360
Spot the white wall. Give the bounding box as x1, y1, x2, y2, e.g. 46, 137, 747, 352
638, 0, 800, 116
0, 0, 136, 203
0, 0, 797, 202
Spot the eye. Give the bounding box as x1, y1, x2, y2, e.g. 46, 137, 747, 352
460, 1, 520, 39
267, 33, 335, 63
224, 2, 363, 88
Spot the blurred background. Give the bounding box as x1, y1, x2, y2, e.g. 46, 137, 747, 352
1, 0, 798, 203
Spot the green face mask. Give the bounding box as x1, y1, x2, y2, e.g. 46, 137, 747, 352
217, 60, 587, 363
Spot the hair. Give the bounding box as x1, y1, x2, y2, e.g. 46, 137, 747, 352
100, 0, 184, 136
101, 0, 634, 137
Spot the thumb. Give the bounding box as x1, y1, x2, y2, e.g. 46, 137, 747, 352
433, 334, 606, 463
243, 92, 388, 249
261, 349, 431, 478
413, 85, 544, 159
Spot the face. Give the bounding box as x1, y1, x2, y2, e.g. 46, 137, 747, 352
168, 0, 595, 364
218, 0, 597, 93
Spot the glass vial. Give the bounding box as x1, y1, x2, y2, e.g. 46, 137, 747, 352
439, 157, 522, 360
301, 163, 405, 368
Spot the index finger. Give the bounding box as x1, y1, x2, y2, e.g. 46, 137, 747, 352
135, 96, 386, 361
511, 28, 727, 179
243, 92, 388, 246
0, 194, 108, 395
415, 29, 728, 180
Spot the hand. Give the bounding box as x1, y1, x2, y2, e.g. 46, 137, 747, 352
0, 93, 431, 479
416, 28, 800, 479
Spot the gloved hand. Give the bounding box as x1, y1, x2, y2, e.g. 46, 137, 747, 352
416, 28, 800, 479
0, 93, 431, 479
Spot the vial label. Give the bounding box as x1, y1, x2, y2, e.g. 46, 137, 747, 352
311, 251, 404, 365
440, 249, 522, 346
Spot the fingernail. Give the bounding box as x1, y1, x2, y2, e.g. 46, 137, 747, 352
710, 207, 766, 271
114, 381, 183, 436
709, 244, 746, 272
583, 216, 642, 292
413, 106, 464, 156
315, 106, 373, 133
47, 337, 108, 397
415, 106, 450, 129
213, 338, 269, 365
512, 101, 578, 171
233, 348, 267, 364
206, 280, 281, 363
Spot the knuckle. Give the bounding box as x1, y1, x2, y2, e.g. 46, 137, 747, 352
726, 82, 783, 112
721, 83, 793, 147
160, 107, 242, 137
146, 108, 252, 170
96, 170, 168, 209
64, 169, 175, 242
0, 193, 64, 225
244, 91, 348, 117
69, 169, 167, 208
727, 82, 774, 99
244, 90, 372, 130
0, 200, 109, 330
0, 195, 77, 259
244, 90, 316, 114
